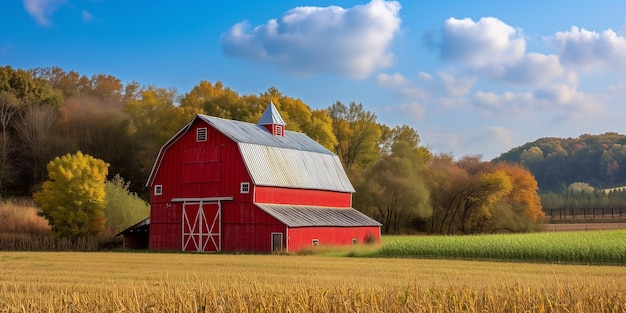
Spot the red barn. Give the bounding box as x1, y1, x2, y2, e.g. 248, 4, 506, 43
144, 102, 381, 252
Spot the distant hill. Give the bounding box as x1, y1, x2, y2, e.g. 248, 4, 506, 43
492, 133, 626, 192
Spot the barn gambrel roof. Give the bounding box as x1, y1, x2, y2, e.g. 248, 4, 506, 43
146, 114, 355, 193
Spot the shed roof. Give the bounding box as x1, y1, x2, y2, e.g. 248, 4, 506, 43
256, 204, 381, 227
116, 217, 150, 236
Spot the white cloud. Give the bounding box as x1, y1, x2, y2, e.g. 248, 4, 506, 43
377, 70, 476, 101
23, 0, 67, 26
472, 91, 538, 114
376, 72, 428, 99
546, 26, 626, 73
438, 71, 477, 97
439, 17, 525, 68
400, 102, 426, 121
434, 17, 564, 85
221, 0, 402, 79
608, 82, 626, 94
82, 10, 93, 22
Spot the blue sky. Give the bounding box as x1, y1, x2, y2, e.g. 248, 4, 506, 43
2, 0, 626, 160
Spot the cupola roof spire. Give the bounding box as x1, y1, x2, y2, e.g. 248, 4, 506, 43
258, 100, 286, 126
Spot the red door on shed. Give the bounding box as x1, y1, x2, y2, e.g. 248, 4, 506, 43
182, 202, 220, 252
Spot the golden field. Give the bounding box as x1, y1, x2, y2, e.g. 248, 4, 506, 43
1, 251, 625, 312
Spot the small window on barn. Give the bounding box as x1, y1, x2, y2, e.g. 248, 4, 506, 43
154, 185, 163, 195
196, 128, 207, 142
312, 239, 319, 246
352, 238, 358, 245
276, 125, 283, 136
240, 182, 250, 194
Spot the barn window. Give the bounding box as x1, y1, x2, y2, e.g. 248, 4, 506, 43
240, 182, 250, 194
352, 238, 358, 245
312, 239, 319, 246
276, 125, 283, 136
154, 185, 163, 195
196, 128, 207, 142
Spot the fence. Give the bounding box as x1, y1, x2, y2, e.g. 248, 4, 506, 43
543, 207, 626, 221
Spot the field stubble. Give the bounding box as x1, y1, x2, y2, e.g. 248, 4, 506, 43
1, 252, 625, 312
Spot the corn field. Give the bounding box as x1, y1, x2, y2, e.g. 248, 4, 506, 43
2, 252, 625, 312
380, 230, 626, 264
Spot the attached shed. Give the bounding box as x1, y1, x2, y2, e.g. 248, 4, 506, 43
117, 217, 150, 250
143, 101, 381, 253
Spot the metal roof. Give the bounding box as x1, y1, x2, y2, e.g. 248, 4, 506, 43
116, 217, 150, 236
256, 204, 381, 227
258, 101, 286, 126
198, 114, 355, 193
239, 144, 354, 192
197, 115, 332, 154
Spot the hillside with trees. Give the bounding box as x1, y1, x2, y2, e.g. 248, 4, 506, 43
493, 133, 626, 192
1, 65, 544, 235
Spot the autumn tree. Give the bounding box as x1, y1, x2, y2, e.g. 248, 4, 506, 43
494, 163, 544, 221
356, 137, 431, 234
33, 151, 109, 237
180, 80, 244, 119
126, 86, 191, 184
328, 101, 382, 174
1, 66, 63, 107
58, 96, 141, 190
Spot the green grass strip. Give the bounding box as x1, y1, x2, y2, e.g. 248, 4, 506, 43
377, 230, 626, 265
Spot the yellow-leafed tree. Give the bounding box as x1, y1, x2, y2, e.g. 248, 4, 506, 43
33, 151, 109, 237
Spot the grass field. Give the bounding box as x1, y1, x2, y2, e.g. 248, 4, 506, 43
1, 251, 626, 312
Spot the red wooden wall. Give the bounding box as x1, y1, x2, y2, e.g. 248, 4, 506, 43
221, 202, 286, 252
287, 226, 381, 252
149, 119, 254, 251
254, 186, 352, 208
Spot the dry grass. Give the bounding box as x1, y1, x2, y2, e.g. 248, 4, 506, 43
1, 252, 625, 312
0, 198, 50, 234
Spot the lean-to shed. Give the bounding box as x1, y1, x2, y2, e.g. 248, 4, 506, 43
143, 102, 381, 252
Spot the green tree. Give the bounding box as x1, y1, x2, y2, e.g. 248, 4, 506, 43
356, 140, 431, 234
104, 174, 150, 233
33, 151, 109, 237
328, 101, 382, 174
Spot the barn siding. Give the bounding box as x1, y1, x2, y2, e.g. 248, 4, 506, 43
287, 226, 381, 252
149, 120, 253, 251
221, 202, 286, 252
254, 186, 352, 208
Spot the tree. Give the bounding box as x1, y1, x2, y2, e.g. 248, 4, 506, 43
59, 96, 141, 192
33, 151, 109, 237
104, 174, 150, 233
356, 140, 431, 233
328, 101, 382, 174
489, 163, 544, 231
126, 86, 191, 184
14, 104, 61, 189
0, 91, 20, 193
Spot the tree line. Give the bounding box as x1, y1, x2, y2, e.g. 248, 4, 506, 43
1, 66, 544, 235
494, 133, 626, 192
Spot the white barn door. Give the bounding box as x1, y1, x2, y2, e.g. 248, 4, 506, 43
182, 201, 220, 252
